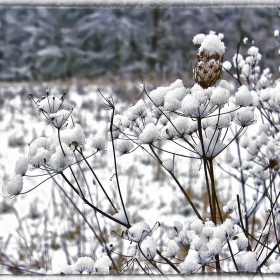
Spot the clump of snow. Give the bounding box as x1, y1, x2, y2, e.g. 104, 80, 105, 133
139, 123, 160, 144
179, 250, 200, 274
112, 209, 131, 224
91, 134, 107, 151
130, 99, 147, 118
163, 239, 180, 258
140, 236, 157, 260
236, 234, 248, 251
68, 124, 86, 146
74, 256, 95, 274
6, 174, 23, 196
28, 137, 47, 158
116, 139, 134, 156
48, 143, 73, 172
127, 221, 151, 242
150, 79, 184, 106
198, 34, 225, 56
94, 255, 112, 274
223, 61, 232, 71
14, 156, 28, 175
210, 86, 230, 106
192, 33, 206, 45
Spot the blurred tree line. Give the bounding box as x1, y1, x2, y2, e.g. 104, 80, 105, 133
0, 6, 279, 81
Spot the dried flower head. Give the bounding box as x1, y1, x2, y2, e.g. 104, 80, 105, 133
194, 34, 225, 89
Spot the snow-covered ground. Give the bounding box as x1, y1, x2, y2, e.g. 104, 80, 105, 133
0, 77, 278, 275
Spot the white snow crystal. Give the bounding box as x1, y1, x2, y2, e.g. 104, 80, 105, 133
56, 263, 73, 275
190, 219, 204, 234
129, 99, 147, 118
181, 94, 200, 116
236, 251, 258, 272
234, 107, 256, 127
179, 250, 200, 274
241, 64, 251, 77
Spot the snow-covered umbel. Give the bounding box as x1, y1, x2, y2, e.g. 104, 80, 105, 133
139, 123, 160, 144
6, 174, 23, 195
235, 85, 252, 107
14, 156, 28, 175
94, 255, 112, 274
38, 95, 62, 114
127, 221, 151, 242
74, 256, 95, 274
91, 134, 107, 151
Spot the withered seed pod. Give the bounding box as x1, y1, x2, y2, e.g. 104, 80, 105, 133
193, 49, 224, 89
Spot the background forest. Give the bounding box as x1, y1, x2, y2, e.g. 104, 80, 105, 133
0, 7, 279, 82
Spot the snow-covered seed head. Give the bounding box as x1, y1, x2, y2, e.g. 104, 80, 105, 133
210, 86, 230, 106
139, 123, 160, 144
202, 226, 213, 238
127, 221, 151, 242
116, 139, 134, 156
163, 239, 180, 258
68, 124, 86, 147
140, 236, 157, 260
14, 156, 28, 175
194, 34, 225, 89
38, 95, 62, 115
94, 255, 112, 274
49, 109, 72, 129
6, 174, 23, 196
234, 107, 256, 127
74, 257, 95, 274
91, 134, 107, 151
129, 100, 147, 118
236, 234, 248, 251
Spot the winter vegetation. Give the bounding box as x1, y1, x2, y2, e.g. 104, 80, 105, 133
1, 6, 280, 278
